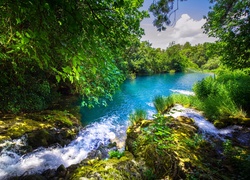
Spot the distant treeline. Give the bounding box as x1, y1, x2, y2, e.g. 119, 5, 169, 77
124, 41, 221, 76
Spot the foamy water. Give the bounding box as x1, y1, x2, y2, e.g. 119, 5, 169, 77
170, 89, 195, 96
0, 116, 128, 179
169, 104, 239, 137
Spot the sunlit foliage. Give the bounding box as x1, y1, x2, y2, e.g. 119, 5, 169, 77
0, 0, 147, 112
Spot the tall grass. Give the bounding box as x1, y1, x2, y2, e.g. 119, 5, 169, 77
170, 94, 192, 107
193, 70, 250, 121
153, 96, 174, 114
153, 70, 250, 123
129, 109, 147, 124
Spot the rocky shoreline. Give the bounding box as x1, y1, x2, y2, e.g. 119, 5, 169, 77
0, 110, 82, 155
1, 104, 250, 179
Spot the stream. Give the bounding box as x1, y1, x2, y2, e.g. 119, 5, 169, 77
1, 72, 238, 179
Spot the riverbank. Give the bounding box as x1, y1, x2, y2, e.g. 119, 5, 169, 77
0, 95, 82, 152
72, 106, 250, 180
26, 105, 248, 180
0, 95, 84, 179
2, 104, 250, 179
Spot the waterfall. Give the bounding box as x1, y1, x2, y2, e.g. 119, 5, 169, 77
0, 116, 127, 179
169, 104, 240, 138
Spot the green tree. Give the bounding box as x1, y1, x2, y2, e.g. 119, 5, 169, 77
0, 0, 147, 112
203, 0, 250, 69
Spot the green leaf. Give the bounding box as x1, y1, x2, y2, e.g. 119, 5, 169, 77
56, 75, 61, 82
63, 66, 71, 74
92, 67, 97, 75
25, 32, 31, 38
21, 37, 29, 44
16, 18, 21, 24
69, 76, 73, 83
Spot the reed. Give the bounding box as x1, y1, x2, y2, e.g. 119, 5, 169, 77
129, 109, 147, 124
153, 95, 174, 114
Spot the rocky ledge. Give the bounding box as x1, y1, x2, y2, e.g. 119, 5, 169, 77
69, 114, 250, 180
0, 109, 82, 155
3, 110, 250, 179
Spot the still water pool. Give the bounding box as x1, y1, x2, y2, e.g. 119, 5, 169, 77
81, 72, 211, 125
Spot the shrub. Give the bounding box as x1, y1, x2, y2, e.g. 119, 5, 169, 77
129, 109, 147, 124
153, 95, 174, 114
0, 77, 59, 113
217, 70, 250, 113
223, 140, 250, 179
193, 76, 218, 100
171, 94, 192, 107
193, 71, 249, 121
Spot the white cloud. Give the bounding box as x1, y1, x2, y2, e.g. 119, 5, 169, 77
140, 14, 217, 49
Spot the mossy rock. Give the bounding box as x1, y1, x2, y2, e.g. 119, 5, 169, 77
71, 151, 145, 180
26, 110, 78, 127
214, 120, 227, 128
8, 174, 47, 180
27, 129, 53, 148
125, 114, 237, 179
0, 109, 81, 152
238, 117, 250, 126
214, 117, 250, 128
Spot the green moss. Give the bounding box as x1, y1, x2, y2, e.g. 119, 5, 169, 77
71, 151, 144, 180
125, 113, 245, 179
27, 129, 51, 148
3, 119, 51, 139
0, 110, 80, 146
43, 110, 73, 127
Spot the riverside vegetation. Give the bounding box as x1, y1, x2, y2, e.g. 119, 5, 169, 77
24, 105, 249, 179
58, 69, 250, 179
70, 85, 250, 180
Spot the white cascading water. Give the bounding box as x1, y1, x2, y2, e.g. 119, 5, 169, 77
170, 89, 195, 96
169, 104, 240, 138
0, 116, 128, 179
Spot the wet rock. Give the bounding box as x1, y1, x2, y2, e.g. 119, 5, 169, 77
231, 127, 250, 147
10, 174, 47, 180
239, 117, 250, 126
42, 169, 56, 179
56, 164, 67, 177
87, 142, 118, 160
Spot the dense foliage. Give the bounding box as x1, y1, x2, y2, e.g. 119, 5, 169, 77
204, 0, 250, 69
0, 0, 147, 112
193, 70, 250, 121
126, 41, 219, 75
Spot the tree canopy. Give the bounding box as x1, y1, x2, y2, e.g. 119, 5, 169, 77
0, 0, 147, 112
203, 0, 250, 69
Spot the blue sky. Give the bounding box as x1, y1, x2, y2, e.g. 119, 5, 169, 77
140, 0, 217, 49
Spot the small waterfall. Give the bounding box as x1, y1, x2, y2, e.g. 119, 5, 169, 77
169, 104, 241, 138
0, 105, 238, 179
0, 116, 128, 179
